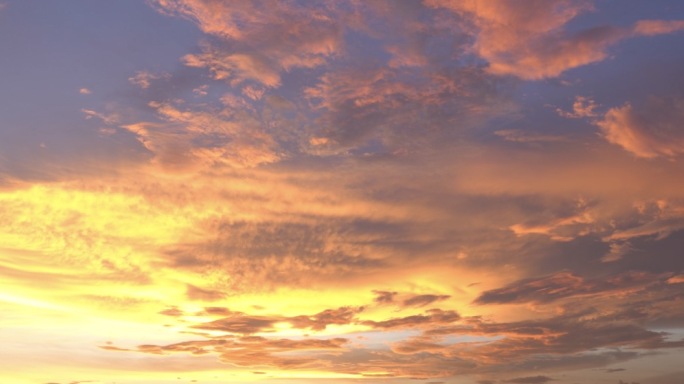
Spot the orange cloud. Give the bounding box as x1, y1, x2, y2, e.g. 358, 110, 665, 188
633, 19, 684, 36
426, 0, 684, 79
183, 50, 282, 88
362, 309, 461, 330
121, 99, 281, 170
154, 0, 343, 88
4, 2, 684, 382
304, 65, 513, 150
596, 96, 684, 158
494, 129, 570, 143
556, 96, 599, 119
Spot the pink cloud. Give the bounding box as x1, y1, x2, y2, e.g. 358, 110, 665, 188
556, 96, 599, 119
120, 100, 282, 170
596, 96, 684, 158
426, 0, 684, 80
128, 70, 170, 89
153, 0, 343, 88
183, 49, 282, 88
633, 19, 684, 36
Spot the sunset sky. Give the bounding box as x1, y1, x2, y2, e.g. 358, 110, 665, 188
2, 1, 684, 383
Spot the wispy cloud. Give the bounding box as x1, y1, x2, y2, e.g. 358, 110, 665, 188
426, 0, 684, 80
556, 96, 599, 118
128, 70, 170, 89
154, 0, 343, 88
597, 96, 684, 158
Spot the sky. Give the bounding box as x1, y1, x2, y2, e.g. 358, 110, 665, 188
1, 1, 684, 383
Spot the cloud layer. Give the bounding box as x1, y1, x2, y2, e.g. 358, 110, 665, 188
1, 1, 684, 384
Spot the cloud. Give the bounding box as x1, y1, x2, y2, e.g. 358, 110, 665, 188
667, 275, 684, 284
633, 20, 684, 36
186, 284, 225, 301
192, 84, 208, 96
509, 209, 595, 242
78, 88, 91, 95
159, 307, 184, 317
5, 1, 684, 382
153, 0, 343, 88
364, 300, 682, 376
128, 71, 170, 89
96, 281, 684, 378
188, 306, 363, 334
402, 294, 451, 308
371, 291, 450, 308
596, 96, 684, 158
603, 200, 684, 244
216, 336, 349, 369
505, 376, 554, 384
121, 99, 282, 170
474, 271, 667, 305
81, 109, 119, 125
556, 96, 599, 119
191, 312, 280, 334
111, 334, 349, 370
148, 0, 517, 155
304, 65, 512, 149
426, 0, 684, 80
373, 290, 397, 304
494, 129, 569, 143
460, 312, 684, 360
289, 306, 364, 331
183, 49, 282, 88
163, 216, 397, 293
391, 336, 447, 355
425, 0, 609, 79
201, 306, 233, 316
601, 241, 633, 263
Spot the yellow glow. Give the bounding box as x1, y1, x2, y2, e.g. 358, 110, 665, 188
0, 292, 67, 311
